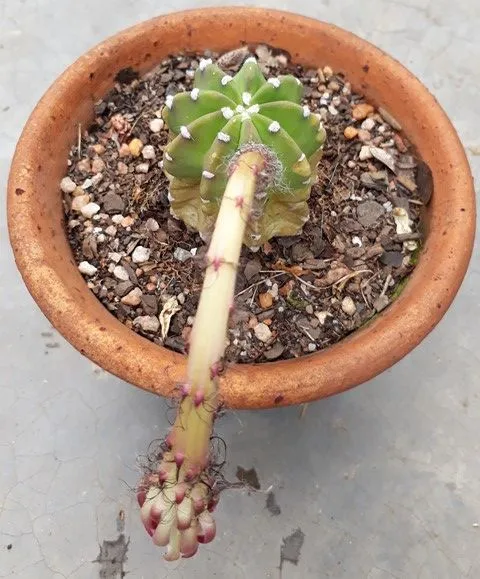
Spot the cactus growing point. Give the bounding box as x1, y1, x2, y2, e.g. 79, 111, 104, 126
138, 55, 326, 560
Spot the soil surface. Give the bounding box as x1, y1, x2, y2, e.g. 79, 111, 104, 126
62, 45, 429, 362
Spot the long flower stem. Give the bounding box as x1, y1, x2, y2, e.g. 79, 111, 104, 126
139, 150, 265, 560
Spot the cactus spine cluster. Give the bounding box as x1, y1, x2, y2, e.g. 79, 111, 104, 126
138, 55, 326, 560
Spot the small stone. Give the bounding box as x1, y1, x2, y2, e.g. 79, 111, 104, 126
254, 323, 272, 343
361, 117, 376, 131
264, 341, 284, 360
103, 192, 125, 214
72, 187, 85, 197
128, 138, 143, 157
341, 296, 357, 316
142, 145, 155, 160
323, 65, 333, 79
108, 252, 122, 263
328, 80, 340, 92
344, 126, 358, 140
380, 251, 404, 267
308, 343, 317, 352
117, 162, 129, 175
149, 118, 164, 133
145, 218, 159, 231
115, 280, 134, 297
105, 225, 117, 237
306, 304, 314, 315
177, 292, 185, 305
135, 162, 149, 174
71, 195, 90, 212
80, 202, 101, 218
134, 315, 160, 333
373, 294, 389, 312
244, 259, 262, 282
356, 200, 385, 227
141, 295, 158, 315
76, 158, 91, 173
78, 261, 97, 276
174, 247, 192, 262
91, 144, 105, 155
111, 214, 124, 224
121, 287, 143, 306
315, 311, 331, 325
132, 246, 151, 264
259, 292, 273, 309
119, 143, 131, 158
121, 216, 135, 228
91, 157, 105, 173
357, 129, 371, 142
60, 176, 77, 193
97, 234, 106, 243
359, 146, 372, 161
352, 103, 374, 121
269, 283, 279, 299
113, 265, 130, 281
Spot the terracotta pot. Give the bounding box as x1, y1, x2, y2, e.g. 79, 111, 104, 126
7, 8, 475, 409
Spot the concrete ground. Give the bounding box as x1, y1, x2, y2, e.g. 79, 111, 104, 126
1, 0, 479, 577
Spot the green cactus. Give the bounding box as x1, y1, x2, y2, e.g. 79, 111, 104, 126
138, 55, 326, 561
162, 56, 326, 247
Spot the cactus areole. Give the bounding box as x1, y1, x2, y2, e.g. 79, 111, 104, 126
162, 56, 327, 248
137, 56, 327, 561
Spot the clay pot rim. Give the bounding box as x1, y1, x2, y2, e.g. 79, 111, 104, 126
7, 8, 476, 409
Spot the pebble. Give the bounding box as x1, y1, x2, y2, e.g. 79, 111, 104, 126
244, 259, 262, 282
134, 315, 160, 333
254, 323, 272, 343
373, 294, 389, 312
341, 296, 357, 316
72, 186, 85, 197
113, 265, 130, 281
142, 145, 156, 160
380, 251, 404, 267
60, 176, 77, 193
135, 162, 150, 174
117, 161, 129, 175
128, 138, 143, 157
119, 143, 131, 158
259, 292, 273, 309
306, 304, 314, 315
177, 292, 186, 305
91, 157, 105, 173
356, 200, 385, 227
111, 214, 124, 224
361, 117, 376, 131
141, 295, 158, 315
121, 287, 143, 306
145, 218, 159, 231
357, 129, 371, 142
91, 144, 105, 155
308, 343, 317, 352
149, 118, 164, 133
115, 281, 134, 297
132, 246, 151, 264
77, 158, 91, 173
105, 225, 117, 236
264, 341, 285, 361
121, 216, 135, 228
103, 192, 125, 214
359, 146, 372, 161
269, 283, 279, 299
174, 247, 192, 262
108, 252, 122, 263
71, 195, 90, 212
352, 103, 374, 120
78, 261, 97, 276
81, 202, 101, 218
344, 126, 358, 140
